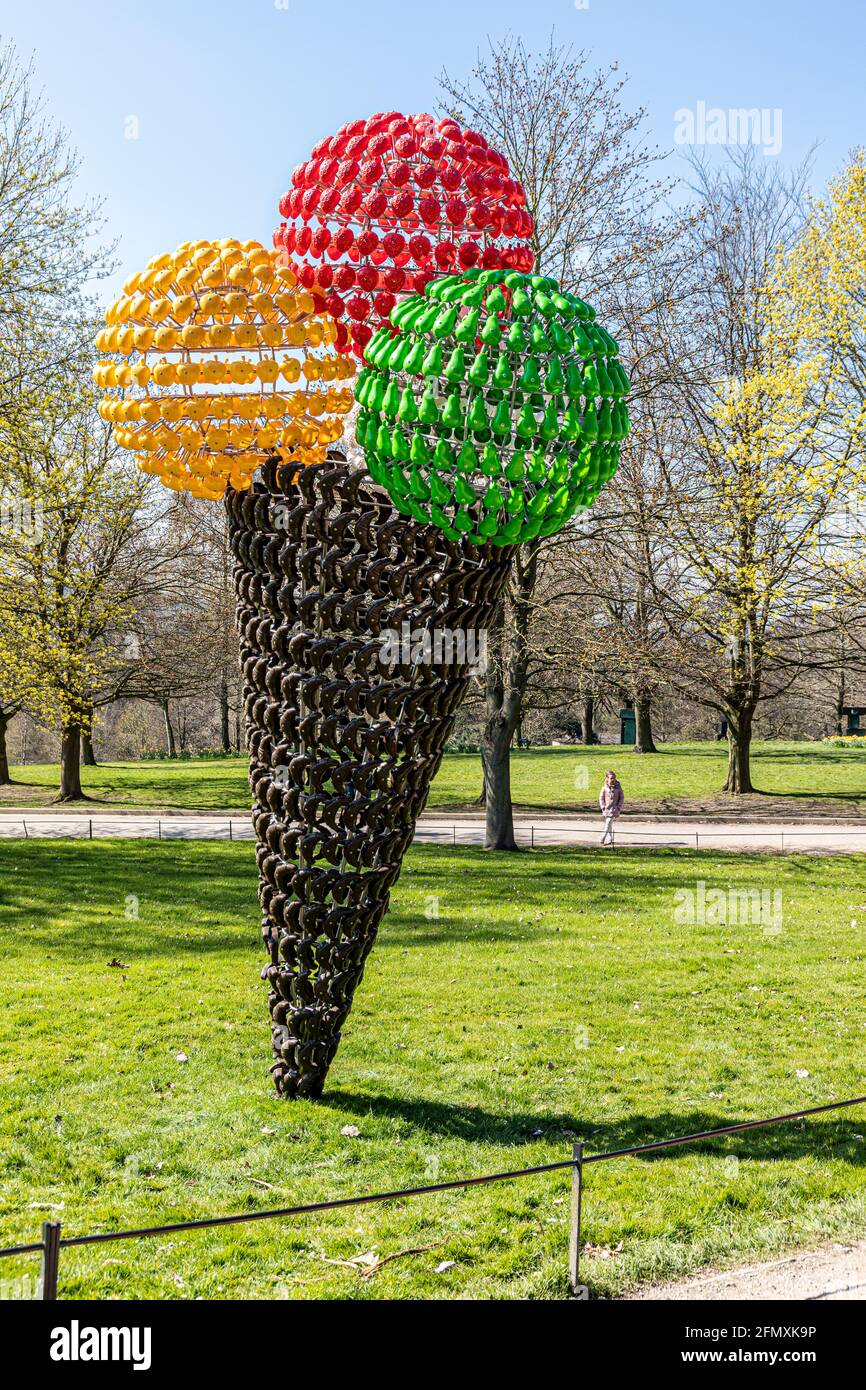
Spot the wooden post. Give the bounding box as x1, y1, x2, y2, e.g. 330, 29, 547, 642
568, 1143, 586, 1298
40, 1219, 61, 1300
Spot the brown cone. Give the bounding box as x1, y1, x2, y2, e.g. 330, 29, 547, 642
226, 458, 514, 1098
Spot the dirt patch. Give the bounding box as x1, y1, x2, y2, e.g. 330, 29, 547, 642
621, 1240, 866, 1300
435, 795, 866, 823
0, 783, 59, 808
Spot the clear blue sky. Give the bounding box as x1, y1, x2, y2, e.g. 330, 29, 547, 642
2, 0, 863, 299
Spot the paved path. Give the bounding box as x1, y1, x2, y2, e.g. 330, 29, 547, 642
1, 810, 864, 852
624, 1239, 866, 1300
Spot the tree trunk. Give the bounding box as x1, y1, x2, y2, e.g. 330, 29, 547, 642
81, 728, 97, 766
480, 543, 538, 849
835, 670, 846, 736
0, 709, 11, 785
582, 694, 596, 745
481, 600, 518, 850
482, 713, 518, 850
633, 693, 657, 753
78, 698, 97, 765
475, 763, 487, 807
58, 724, 83, 801
219, 672, 231, 753
161, 699, 177, 758
723, 706, 755, 793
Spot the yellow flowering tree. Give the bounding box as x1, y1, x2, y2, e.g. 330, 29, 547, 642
0, 41, 112, 786
643, 151, 864, 791
0, 312, 172, 799
767, 152, 866, 665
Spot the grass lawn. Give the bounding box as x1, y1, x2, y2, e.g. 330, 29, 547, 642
0, 840, 864, 1300
3, 740, 866, 817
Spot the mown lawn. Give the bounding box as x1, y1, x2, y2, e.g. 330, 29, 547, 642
0, 841, 864, 1300
4, 740, 866, 815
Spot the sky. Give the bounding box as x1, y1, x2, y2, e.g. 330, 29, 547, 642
1, 0, 864, 300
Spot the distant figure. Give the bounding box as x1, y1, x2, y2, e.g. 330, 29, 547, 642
599, 769, 624, 847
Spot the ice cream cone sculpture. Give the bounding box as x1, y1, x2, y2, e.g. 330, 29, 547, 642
96, 236, 517, 1099
97, 123, 630, 1100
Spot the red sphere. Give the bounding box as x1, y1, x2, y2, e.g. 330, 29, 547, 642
274, 112, 535, 357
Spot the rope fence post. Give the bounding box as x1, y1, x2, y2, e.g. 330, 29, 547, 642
40, 1219, 61, 1301
568, 1141, 585, 1298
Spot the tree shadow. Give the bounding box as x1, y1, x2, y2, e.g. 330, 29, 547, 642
321, 1090, 866, 1164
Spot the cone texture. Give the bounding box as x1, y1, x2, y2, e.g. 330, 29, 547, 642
227, 458, 513, 1098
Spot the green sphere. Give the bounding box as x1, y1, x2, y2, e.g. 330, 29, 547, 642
353, 268, 630, 545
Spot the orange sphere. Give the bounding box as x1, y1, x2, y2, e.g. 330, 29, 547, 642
95, 239, 355, 499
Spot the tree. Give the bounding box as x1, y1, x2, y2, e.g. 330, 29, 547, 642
439, 35, 667, 846
125, 495, 243, 756
0, 537, 30, 782
549, 419, 675, 757
636, 150, 864, 791
768, 152, 866, 659
0, 646, 24, 784
0, 43, 113, 791
0, 311, 181, 799
0, 43, 106, 407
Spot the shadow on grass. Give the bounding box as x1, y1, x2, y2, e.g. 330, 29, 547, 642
321, 1090, 866, 1165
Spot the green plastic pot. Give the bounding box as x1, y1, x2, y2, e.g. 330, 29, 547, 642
354, 268, 630, 545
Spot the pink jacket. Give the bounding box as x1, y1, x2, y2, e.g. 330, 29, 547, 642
599, 779, 624, 817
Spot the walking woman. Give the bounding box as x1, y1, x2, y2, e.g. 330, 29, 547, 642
599, 769, 624, 847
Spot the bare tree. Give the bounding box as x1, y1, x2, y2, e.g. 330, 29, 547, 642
439, 35, 669, 846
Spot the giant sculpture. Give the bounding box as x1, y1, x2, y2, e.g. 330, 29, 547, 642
97, 121, 629, 1098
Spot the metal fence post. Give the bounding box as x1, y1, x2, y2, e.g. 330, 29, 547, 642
40, 1220, 61, 1301
568, 1142, 585, 1298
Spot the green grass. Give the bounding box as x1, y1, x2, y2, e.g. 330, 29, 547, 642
4, 740, 866, 815
0, 840, 864, 1300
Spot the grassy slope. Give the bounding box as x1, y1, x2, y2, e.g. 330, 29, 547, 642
0, 840, 864, 1300
3, 741, 866, 815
